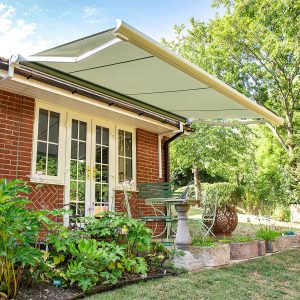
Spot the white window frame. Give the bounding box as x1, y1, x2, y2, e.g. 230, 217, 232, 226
31, 101, 66, 185
115, 125, 136, 189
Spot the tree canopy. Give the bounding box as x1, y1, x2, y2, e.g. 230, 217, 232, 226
165, 0, 300, 212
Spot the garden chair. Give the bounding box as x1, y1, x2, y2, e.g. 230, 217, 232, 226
137, 182, 195, 241
137, 182, 183, 240
189, 195, 218, 238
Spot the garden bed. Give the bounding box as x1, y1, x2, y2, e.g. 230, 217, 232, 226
16, 269, 177, 300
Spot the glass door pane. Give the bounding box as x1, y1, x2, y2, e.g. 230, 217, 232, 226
70, 119, 88, 220
94, 126, 109, 215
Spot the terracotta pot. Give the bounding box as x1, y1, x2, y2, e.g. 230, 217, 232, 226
212, 206, 238, 235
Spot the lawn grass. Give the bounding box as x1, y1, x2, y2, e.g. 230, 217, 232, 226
86, 249, 300, 300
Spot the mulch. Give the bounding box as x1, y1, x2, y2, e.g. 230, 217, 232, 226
15, 269, 179, 300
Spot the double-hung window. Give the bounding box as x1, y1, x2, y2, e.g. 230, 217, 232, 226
31, 102, 65, 184
117, 127, 135, 183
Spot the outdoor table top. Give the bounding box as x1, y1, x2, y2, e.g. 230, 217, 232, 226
145, 198, 199, 205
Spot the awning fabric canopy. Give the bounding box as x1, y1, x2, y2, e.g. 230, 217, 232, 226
19, 20, 283, 125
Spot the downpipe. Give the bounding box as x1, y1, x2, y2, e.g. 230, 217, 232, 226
163, 122, 184, 182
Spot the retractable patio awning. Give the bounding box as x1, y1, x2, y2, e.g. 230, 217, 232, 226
18, 20, 283, 125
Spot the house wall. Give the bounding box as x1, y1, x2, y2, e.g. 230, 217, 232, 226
0, 89, 168, 234
0, 89, 64, 214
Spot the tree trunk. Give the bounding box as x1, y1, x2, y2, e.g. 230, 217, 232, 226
193, 167, 201, 206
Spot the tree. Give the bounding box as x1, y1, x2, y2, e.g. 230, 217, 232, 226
163, 0, 300, 186
170, 124, 252, 200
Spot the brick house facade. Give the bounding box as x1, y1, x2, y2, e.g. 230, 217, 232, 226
0, 89, 168, 233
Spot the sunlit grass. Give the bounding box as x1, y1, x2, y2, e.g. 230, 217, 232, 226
86, 249, 300, 300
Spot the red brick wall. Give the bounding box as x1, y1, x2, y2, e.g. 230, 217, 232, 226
115, 128, 168, 236
0, 89, 168, 234
0, 89, 64, 210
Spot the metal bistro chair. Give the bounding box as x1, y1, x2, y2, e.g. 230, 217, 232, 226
137, 182, 183, 240
190, 194, 218, 238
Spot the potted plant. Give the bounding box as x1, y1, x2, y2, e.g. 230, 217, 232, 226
203, 182, 240, 235
189, 237, 230, 267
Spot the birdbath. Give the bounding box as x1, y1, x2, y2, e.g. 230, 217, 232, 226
166, 199, 204, 272
166, 199, 196, 249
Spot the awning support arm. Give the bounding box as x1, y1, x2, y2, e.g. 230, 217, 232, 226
16, 38, 122, 63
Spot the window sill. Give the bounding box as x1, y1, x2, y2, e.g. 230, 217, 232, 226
30, 176, 65, 185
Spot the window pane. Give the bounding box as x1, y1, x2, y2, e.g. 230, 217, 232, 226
118, 157, 124, 182
96, 126, 101, 144
77, 203, 85, 217
102, 127, 109, 146
102, 184, 108, 202
49, 111, 59, 143
95, 164, 101, 182
48, 144, 58, 176
70, 160, 77, 180
78, 182, 85, 202
118, 130, 124, 156
38, 109, 48, 141
95, 184, 101, 202
125, 132, 132, 157
79, 142, 86, 160
71, 140, 77, 159
79, 121, 87, 141
78, 161, 86, 180
96, 146, 101, 163
70, 181, 77, 201
102, 146, 108, 165
102, 165, 108, 183
36, 142, 47, 174
125, 158, 132, 180
72, 120, 78, 139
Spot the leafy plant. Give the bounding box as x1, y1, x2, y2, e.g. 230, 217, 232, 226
192, 237, 217, 247
203, 182, 240, 208
255, 228, 281, 241
219, 235, 256, 244
44, 213, 159, 291
0, 179, 52, 298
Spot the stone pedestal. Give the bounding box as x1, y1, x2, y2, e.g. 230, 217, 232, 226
174, 203, 192, 249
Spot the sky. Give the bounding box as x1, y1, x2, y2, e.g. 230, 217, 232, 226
0, 0, 221, 58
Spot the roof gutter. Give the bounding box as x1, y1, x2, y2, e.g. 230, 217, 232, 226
113, 20, 284, 126
0, 59, 182, 128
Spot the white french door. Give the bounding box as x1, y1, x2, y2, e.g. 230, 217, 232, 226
64, 112, 115, 222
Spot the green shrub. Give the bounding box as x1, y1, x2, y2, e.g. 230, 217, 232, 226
272, 206, 291, 222
192, 237, 217, 247
202, 182, 240, 208
219, 235, 256, 244
255, 228, 281, 241
45, 213, 165, 291
0, 179, 53, 298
